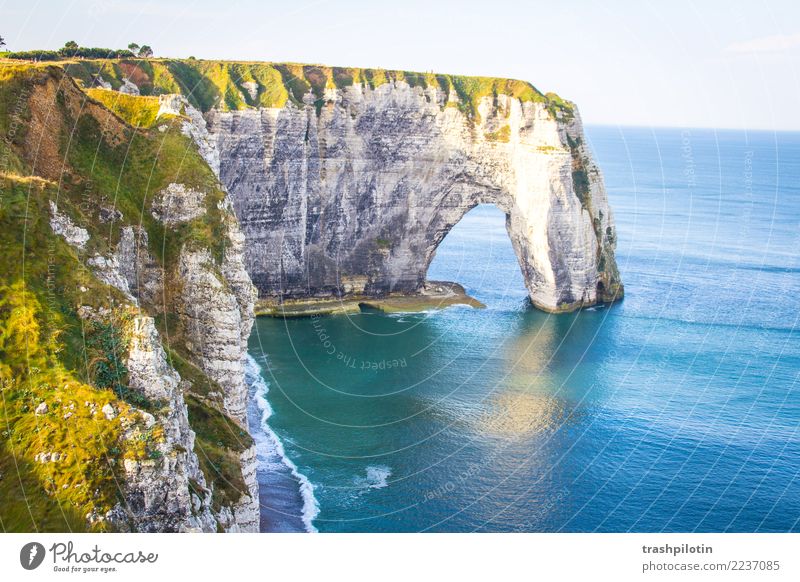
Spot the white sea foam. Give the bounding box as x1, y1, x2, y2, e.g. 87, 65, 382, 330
355, 465, 392, 490
244, 355, 321, 533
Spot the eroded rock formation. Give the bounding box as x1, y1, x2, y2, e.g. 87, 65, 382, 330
118, 315, 217, 533
208, 84, 622, 312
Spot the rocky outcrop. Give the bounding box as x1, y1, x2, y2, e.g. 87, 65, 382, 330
115, 226, 163, 310
86, 254, 136, 302
114, 315, 217, 533
119, 78, 140, 96
48, 166, 257, 533
173, 212, 259, 531
126, 316, 179, 402
208, 83, 622, 312
177, 247, 250, 423
152, 183, 207, 225
49, 201, 89, 249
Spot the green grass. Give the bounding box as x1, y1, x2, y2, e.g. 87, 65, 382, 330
28, 57, 575, 120
0, 179, 127, 373
0, 281, 152, 531
84, 88, 161, 128
484, 126, 511, 142
0, 448, 90, 532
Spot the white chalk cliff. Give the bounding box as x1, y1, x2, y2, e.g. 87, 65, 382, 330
206, 83, 622, 311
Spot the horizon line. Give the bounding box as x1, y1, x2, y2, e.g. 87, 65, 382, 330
584, 122, 800, 134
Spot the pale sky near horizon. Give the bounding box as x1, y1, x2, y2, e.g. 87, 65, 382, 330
2, 0, 799, 130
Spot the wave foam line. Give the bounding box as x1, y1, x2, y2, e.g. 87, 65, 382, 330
245, 354, 321, 533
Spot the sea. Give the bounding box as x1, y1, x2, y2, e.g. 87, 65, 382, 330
245, 126, 800, 532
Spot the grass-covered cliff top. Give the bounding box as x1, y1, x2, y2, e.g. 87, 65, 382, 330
1, 56, 574, 119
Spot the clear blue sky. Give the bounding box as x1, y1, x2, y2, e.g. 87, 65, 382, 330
3, 0, 799, 130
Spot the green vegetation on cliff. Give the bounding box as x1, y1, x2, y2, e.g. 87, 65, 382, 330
2, 55, 575, 120
84, 88, 161, 128
0, 62, 247, 531
186, 395, 253, 512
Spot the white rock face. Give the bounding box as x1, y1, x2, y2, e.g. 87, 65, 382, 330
177, 246, 251, 423
49, 201, 89, 249
116, 315, 217, 533
86, 254, 136, 303
157, 94, 184, 118
175, 236, 258, 531
115, 226, 163, 309
208, 81, 622, 311
119, 78, 140, 95
241, 81, 259, 101
126, 316, 179, 401
151, 183, 207, 225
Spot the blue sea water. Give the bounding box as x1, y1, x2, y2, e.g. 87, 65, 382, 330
247, 126, 800, 532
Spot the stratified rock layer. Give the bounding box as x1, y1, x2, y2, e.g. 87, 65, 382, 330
119, 316, 217, 532
209, 84, 623, 312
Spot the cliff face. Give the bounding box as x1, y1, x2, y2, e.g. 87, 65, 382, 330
209, 85, 622, 311
117, 315, 217, 532
0, 64, 257, 532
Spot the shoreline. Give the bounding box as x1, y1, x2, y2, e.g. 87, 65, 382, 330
255, 280, 486, 318
244, 355, 320, 533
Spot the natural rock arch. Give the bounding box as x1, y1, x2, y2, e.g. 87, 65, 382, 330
209, 81, 623, 312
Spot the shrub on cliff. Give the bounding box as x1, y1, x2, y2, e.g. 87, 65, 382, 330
4, 45, 135, 61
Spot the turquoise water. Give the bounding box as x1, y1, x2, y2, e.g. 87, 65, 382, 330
248, 126, 800, 532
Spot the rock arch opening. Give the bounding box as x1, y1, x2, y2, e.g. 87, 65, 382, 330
426, 203, 528, 305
